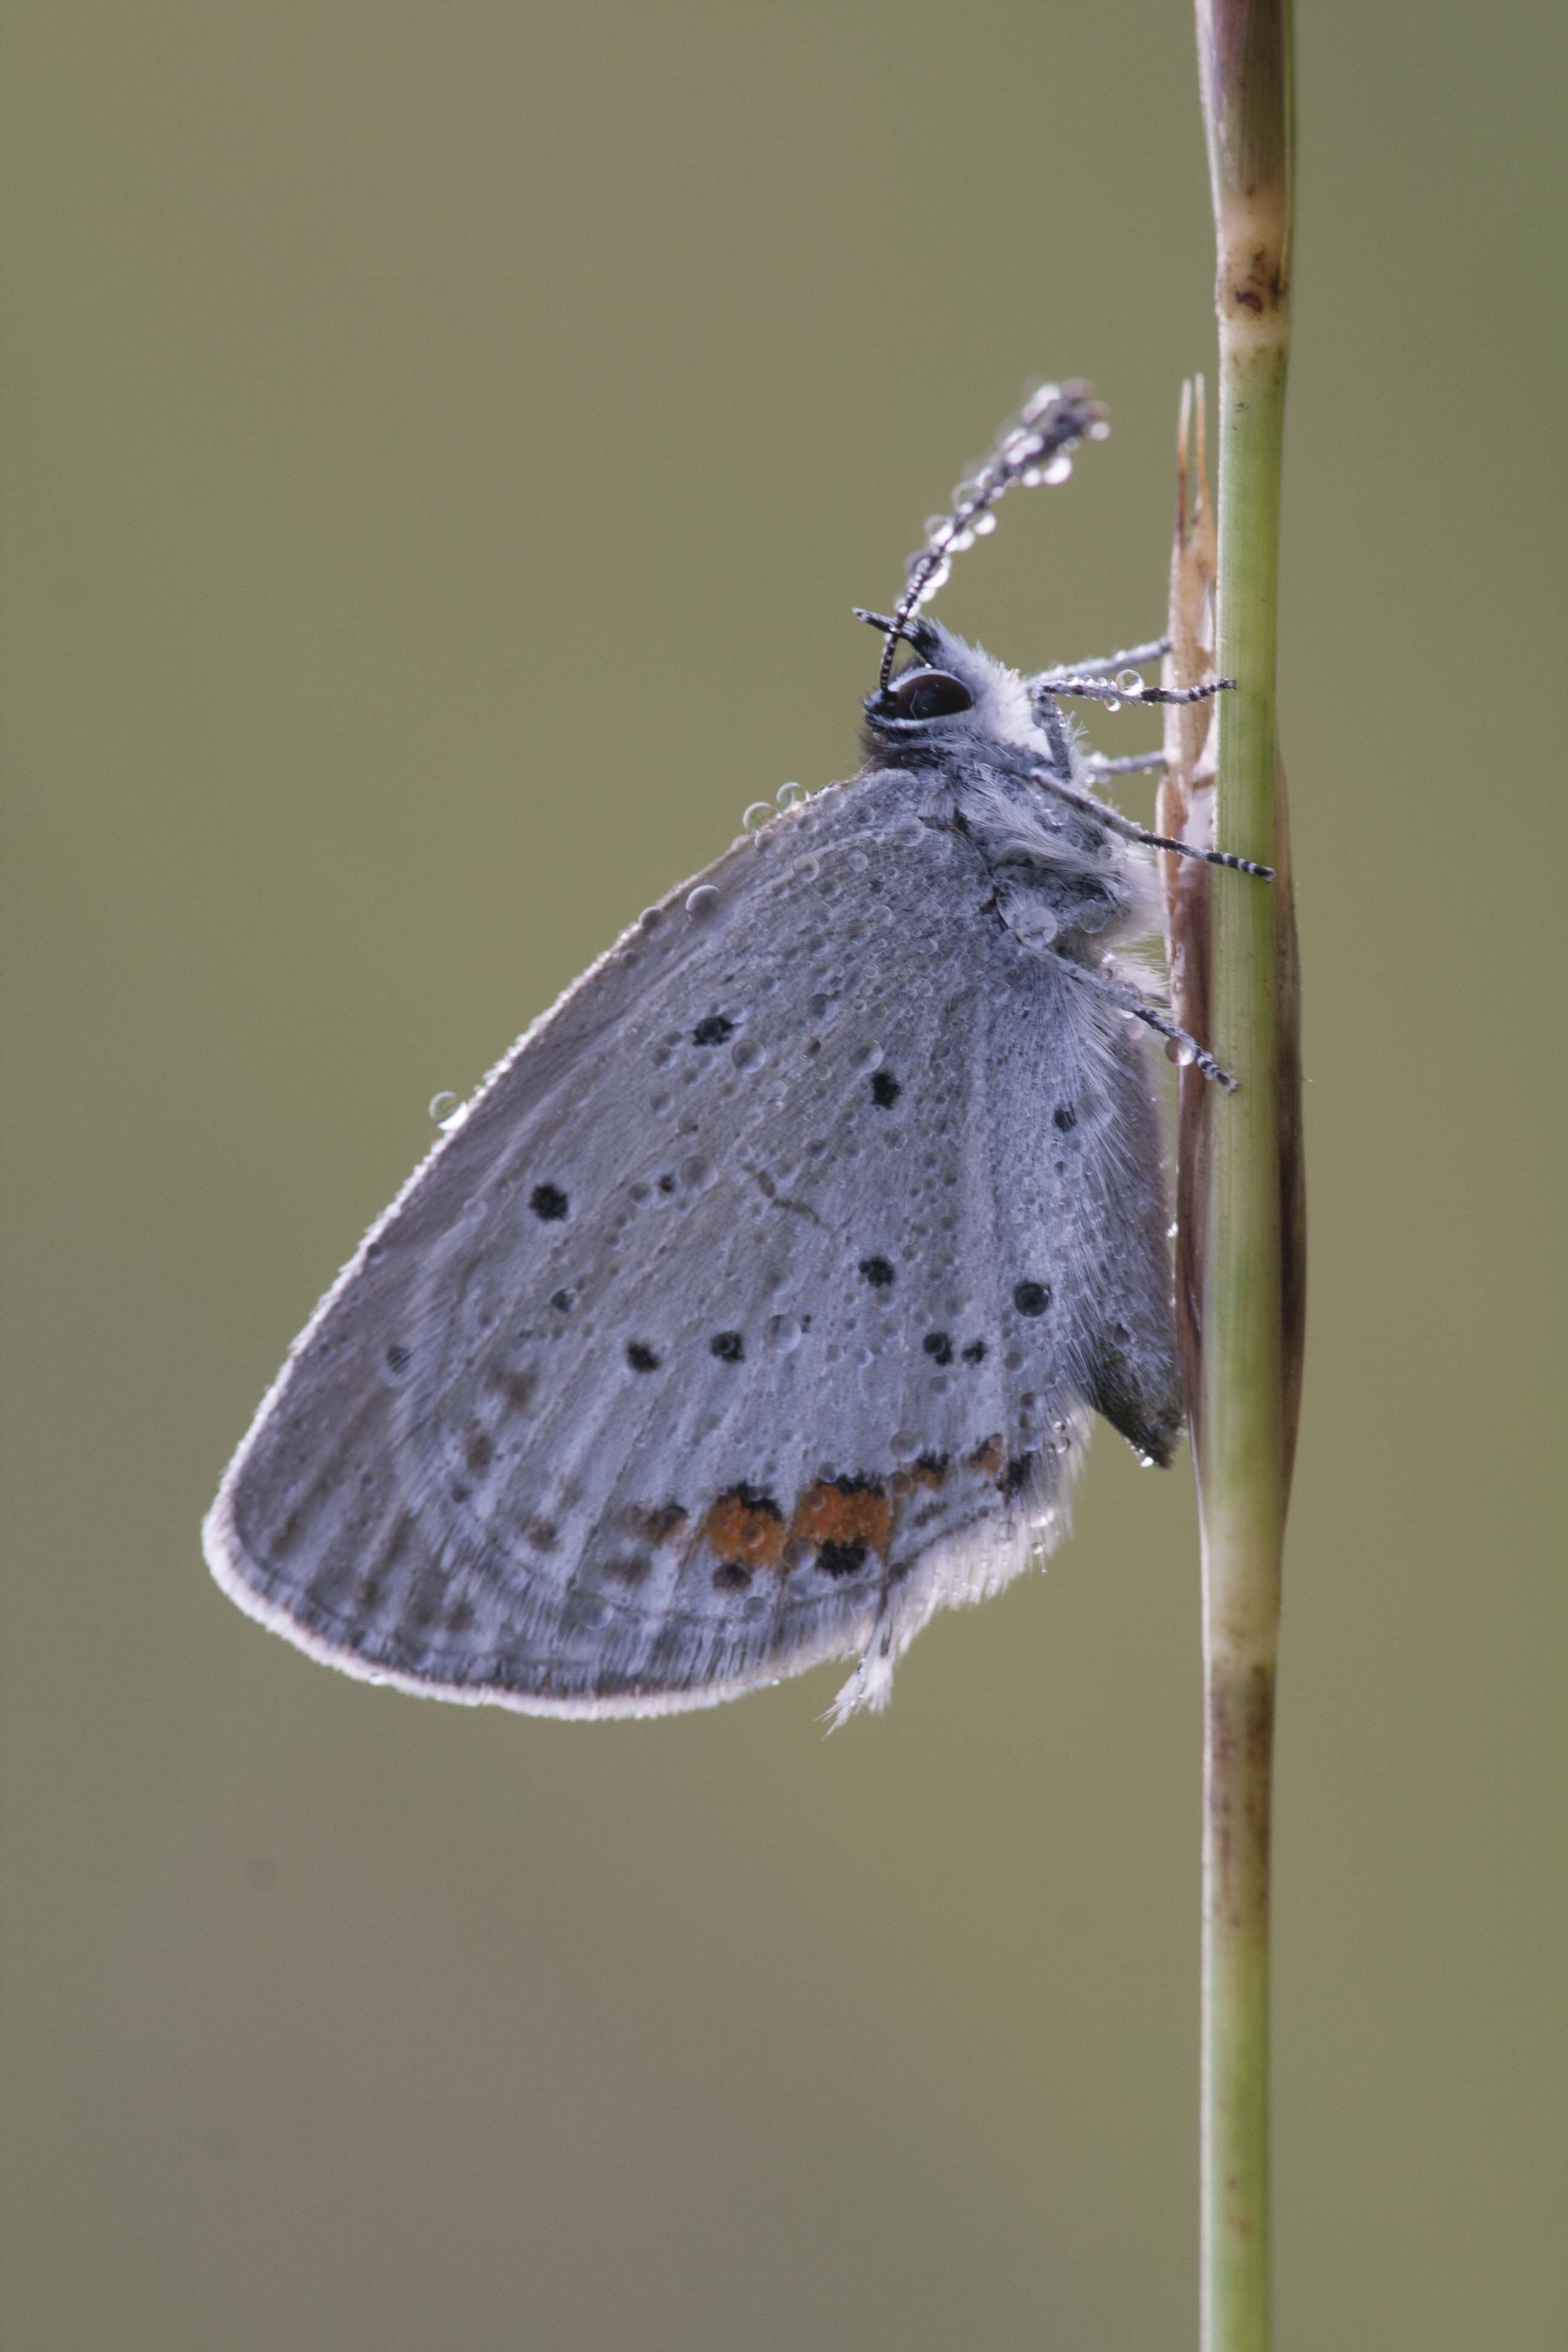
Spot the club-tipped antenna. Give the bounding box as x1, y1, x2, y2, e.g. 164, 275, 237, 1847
875, 381, 1110, 691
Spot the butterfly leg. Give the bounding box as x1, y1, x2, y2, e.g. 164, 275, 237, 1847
1041, 947, 1238, 1090
1048, 675, 1234, 710
1080, 750, 1171, 778
1036, 636, 1169, 681
1030, 769, 1273, 878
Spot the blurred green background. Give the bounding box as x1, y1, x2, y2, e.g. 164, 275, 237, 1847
2, 3, 1562, 2346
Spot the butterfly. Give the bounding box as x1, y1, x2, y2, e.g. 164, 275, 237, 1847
203, 384, 1267, 1723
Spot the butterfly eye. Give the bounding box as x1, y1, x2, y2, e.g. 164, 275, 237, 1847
890, 668, 974, 720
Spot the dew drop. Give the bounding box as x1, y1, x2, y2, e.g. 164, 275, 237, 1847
1115, 668, 1145, 695
854, 1042, 884, 1073
766, 1312, 802, 1353
679, 1155, 716, 1192
973, 511, 998, 536
428, 1091, 460, 1124
1043, 454, 1073, 486
731, 1037, 766, 1071
794, 855, 821, 882
890, 1429, 921, 1462
777, 782, 810, 811
685, 885, 721, 923
742, 800, 774, 832
638, 905, 664, 931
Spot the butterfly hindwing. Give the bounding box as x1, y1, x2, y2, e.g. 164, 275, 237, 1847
206, 760, 1181, 1717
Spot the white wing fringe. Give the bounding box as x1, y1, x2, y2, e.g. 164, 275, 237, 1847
822, 1413, 1089, 1728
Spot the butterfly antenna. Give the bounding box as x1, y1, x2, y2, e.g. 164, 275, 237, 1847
875, 381, 1111, 691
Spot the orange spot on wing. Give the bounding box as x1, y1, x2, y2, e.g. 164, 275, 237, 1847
702, 1487, 786, 1567
787, 1480, 893, 1558
967, 1435, 1004, 1475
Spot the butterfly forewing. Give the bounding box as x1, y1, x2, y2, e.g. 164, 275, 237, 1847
208, 762, 1180, 1716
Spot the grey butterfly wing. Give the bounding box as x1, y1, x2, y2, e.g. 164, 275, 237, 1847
205, 767, 1180, 1718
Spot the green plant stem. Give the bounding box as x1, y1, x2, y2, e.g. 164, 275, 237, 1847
1201, 327, 1287, 2352
1193, 6, 1295, 2348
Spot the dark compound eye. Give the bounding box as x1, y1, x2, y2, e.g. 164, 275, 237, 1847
890, 667, 975, 720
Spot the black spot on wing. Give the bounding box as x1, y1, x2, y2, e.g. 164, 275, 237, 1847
859, 1255, 895, 1289
869, 1070, 901, 1108
1003, 1451, 1036, 1497
530, 1183, 569, 1221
